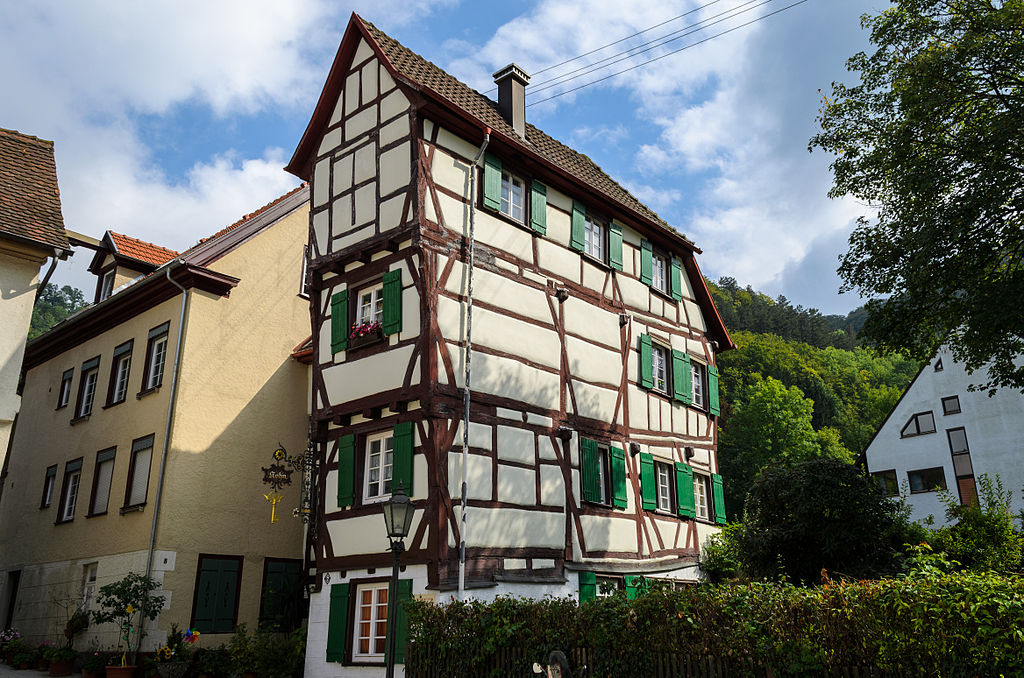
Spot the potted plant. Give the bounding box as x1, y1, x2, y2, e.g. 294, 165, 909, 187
80, 651, 108, 678
194, 647, 230, 678
4, 639, 32, 668
35, 641, 54, 670
89, 572, 166, 678
2, 629, 23, 663
348, 320, 383, 348
42, 644, 77, 676
149, 625, 198, 678
227, 625, 256, 678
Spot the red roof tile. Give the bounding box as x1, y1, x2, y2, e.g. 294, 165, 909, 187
0, 128, 70, 251
192, 183, 308, 247
108, 231, 179, 267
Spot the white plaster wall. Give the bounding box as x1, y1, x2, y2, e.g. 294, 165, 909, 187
0, 248, 42, 464
322, 345, 415, 403
580, 514, 637, 552
467, 508, 563, 549
865, 348, 1024, 524
447, 345, 560, 411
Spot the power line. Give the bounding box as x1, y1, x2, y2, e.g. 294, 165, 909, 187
528, 0, 812, 107
528, 0, 771, 96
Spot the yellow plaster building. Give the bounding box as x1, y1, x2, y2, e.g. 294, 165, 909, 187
0, 185, 311, 650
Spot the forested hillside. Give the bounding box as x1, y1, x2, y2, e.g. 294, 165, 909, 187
709, 278, 921, 515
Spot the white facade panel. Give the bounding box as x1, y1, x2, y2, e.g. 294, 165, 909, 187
497, 465, 537, 505
321, 345, 415, 403
496, 425, 536, 465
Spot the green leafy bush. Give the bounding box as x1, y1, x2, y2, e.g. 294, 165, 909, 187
931, 474, 1024, 573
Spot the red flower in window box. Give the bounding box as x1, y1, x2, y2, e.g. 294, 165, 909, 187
349, 321, 383, 348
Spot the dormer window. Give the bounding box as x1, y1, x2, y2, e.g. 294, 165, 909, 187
99, 269, 115, 301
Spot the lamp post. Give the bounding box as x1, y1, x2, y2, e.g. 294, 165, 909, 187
382, 483, 414, 678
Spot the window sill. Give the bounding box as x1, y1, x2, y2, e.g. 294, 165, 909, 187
581, 252, 612, 272
55, 404, 68, 411
136, 386, 160, 400
651, 287, 680, 304
909, 488, 943, 494
102, 399, 126, 410
900, 431, 936, 439
349, 331, 384, 350
54, 518, 73, 526
69, 414, 90, 425
120, 503, 146, 515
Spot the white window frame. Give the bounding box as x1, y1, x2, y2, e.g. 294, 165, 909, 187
357, 283, 384, 326
500, 171, 526, 223
99, 269, 115, 301
691, 362, 706, 409
363, 431, 394, 503
77, 368, 98, 417
651, 344, 668, 394
60, 468, 81, 522
41, 465, 57, 508
82, 563, 98, 612
57, 369, 73, 408
655, 462, 673, 513
112, 353, 131, 404
352, 582, 389, 662
596, 444, 611, 505
693, 473, 710, 520
584, 215, 604, 261
651, 252, 668, 293
145, 334, 168, 390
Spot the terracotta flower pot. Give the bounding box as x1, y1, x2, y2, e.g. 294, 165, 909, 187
104, 666, 136, 678
82, 670, 104, 678
49, 659, 73, 676
36, 658, 51, 671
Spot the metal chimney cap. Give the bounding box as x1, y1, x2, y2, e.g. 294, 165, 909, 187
493, 63, 530, 86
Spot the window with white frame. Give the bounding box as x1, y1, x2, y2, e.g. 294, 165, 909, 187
40, 464, 57, 508
364, 431, 394, 502
900, 411, 936, 438
82, 563, 98, 612
124, 435, 154, 508
107, 340, 133, 406
500, 171, 525, 222
143, 323, 169, 391
357, 283, 384, 326
655, 462, 673, 513
99, 269, 115, 301
651, 252, 668, 293
57, 369, 73, 409
75, 357, 100, 418
59, 460, 83, 522
693, 473, 710, 520
352, 582, 389, 661
584, 215, 604, 261
651, 344, 668, 394
691, 362, 707, 409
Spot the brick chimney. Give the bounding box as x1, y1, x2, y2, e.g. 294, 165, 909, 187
493, 64, 530, 138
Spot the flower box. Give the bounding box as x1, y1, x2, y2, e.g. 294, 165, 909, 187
348, 321, 383, 349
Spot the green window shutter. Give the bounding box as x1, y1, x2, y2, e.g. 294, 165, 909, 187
580, 437, 600, 503
570, 201, 586, 252
382, 269, 402, 335
608, 222, 623, 271
330, 290, 349, 353
708, 366, 721, 417
337, 434, 355, 508
638, 334, 653, 389
194, 558, 240, 634
578, 571, 597, 603
610, 446, 627, 509
639, 453, 656, 510
392, 421, 414, 496
676, 462, 695, 519
326, 583, 350, 662
711, 473, 727, 524
260, 560, 301, 630
530, 181, 547, 235
393, 578, 413, 663
670, 257, 683, 301
672, 350, 692, 404
640, 240, 653, 286
624, 575, 642, 600
483, 153, 502, 211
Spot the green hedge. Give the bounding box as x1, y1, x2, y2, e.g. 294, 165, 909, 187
405, 571, 1024, 677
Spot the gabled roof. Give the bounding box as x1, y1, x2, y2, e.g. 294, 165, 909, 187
109, 231, 180, 267
0, 128, 70, 252
287, 14, 693, 251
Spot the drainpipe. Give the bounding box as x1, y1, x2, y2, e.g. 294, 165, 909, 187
139, 261, 189, 651
34, 248, 62, 302
459, 129, 490, 602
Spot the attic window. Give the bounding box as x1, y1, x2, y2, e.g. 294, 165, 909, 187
99, 269, 115, 301
934, 358, 943, 372
900, 411, 936, 438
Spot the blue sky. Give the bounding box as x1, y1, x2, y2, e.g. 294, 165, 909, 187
1, 0, 881, 314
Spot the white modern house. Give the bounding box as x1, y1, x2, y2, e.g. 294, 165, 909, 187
864, 346, 1024, 525
285, 14, 734, 676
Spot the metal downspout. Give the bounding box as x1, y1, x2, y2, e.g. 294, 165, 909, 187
34, 248, 62, 302
459, 130, 490, 602
139, 261, 189, 647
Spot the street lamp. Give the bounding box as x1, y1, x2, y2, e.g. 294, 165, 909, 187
382, 483, 414, 678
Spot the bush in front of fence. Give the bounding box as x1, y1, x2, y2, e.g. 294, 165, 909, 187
404, 555, 1024, 677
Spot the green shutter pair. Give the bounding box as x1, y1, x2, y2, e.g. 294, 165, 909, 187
483, 153, 547, 234
326, 579, 413, 663
637, 335, 694, 405
337, 421, 414, 508
638, 452, 697, 519
193, 558, 240, 634
329, 271, 403, 353
640, 240, 683, 300
580, 437, 626, 508
570, 201, 623, 269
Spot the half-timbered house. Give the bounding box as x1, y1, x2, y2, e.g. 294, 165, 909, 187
286, 14, 734, 676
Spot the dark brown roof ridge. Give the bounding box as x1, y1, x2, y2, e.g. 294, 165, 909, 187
189, 182, 308, 249
357, 16, 687, 243
0, 128, 56, 148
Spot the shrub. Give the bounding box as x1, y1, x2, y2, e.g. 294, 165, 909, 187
90, 572, 165, 665
931, 474, 1024, 573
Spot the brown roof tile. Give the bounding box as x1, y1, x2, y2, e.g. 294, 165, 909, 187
109, 231, 179, 267
191, 182, 308, 248
0, 128, 70, 251
360, 17, 691, 245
